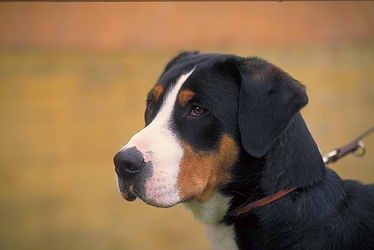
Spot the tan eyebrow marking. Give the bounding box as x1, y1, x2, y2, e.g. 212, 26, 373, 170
178, 89, 195, 107
152, 85, 164, 102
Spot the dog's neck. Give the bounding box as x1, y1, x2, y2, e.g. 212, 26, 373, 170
219, 113, 326, 218
261, 113, 326, 192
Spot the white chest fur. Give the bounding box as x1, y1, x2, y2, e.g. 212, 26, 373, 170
183, 193, 239, 250
206, 223, 238, 250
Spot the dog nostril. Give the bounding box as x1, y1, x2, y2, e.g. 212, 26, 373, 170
123, 159, 144, 172
113, 147, 144, 177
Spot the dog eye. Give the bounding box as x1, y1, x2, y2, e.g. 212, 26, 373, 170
191, 106, 205, 116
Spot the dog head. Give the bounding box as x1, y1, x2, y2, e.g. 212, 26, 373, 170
113, 51, 308, 208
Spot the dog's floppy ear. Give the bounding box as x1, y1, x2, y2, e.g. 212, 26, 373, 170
238, 57, 308, 158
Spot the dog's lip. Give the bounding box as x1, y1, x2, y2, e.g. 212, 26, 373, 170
120, 185, 137, 202
121, 191, 137, 201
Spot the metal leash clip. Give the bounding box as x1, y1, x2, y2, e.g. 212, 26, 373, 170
323, 141, 366, 164
323, 127, 373, 165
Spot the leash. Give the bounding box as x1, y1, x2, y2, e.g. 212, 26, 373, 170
323, 126, 374, 164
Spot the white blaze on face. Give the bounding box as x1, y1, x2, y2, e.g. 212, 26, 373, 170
120, 68, 195, 207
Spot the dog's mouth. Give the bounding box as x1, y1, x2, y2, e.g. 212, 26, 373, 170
117, 181, 183, 208
121, 191, 137, 201
117, 177, 156, 205
120, 185, 137, 202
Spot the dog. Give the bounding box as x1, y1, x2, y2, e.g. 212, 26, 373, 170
113, 51, 374, 250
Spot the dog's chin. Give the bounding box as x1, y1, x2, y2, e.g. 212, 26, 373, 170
142, 194, 197, 208
123, 195, 181, 208
119, 189, 182, 208
145, 200, 179, 208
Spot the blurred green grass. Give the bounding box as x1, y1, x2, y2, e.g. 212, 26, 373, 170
0, 45, 373, 249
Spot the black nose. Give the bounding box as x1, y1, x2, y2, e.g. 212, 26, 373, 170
113, 147, 144, 179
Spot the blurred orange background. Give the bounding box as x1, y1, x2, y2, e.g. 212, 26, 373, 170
0, 2, 374, 250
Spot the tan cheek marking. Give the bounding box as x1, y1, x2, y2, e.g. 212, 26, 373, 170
153, 85, 164, 102
177, 134, 239, 203
178, 89, 195, 107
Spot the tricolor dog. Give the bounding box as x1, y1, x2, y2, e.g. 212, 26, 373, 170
113, 51, 374, 250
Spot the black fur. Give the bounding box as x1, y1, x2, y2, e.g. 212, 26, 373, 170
149, 52, 374, 249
